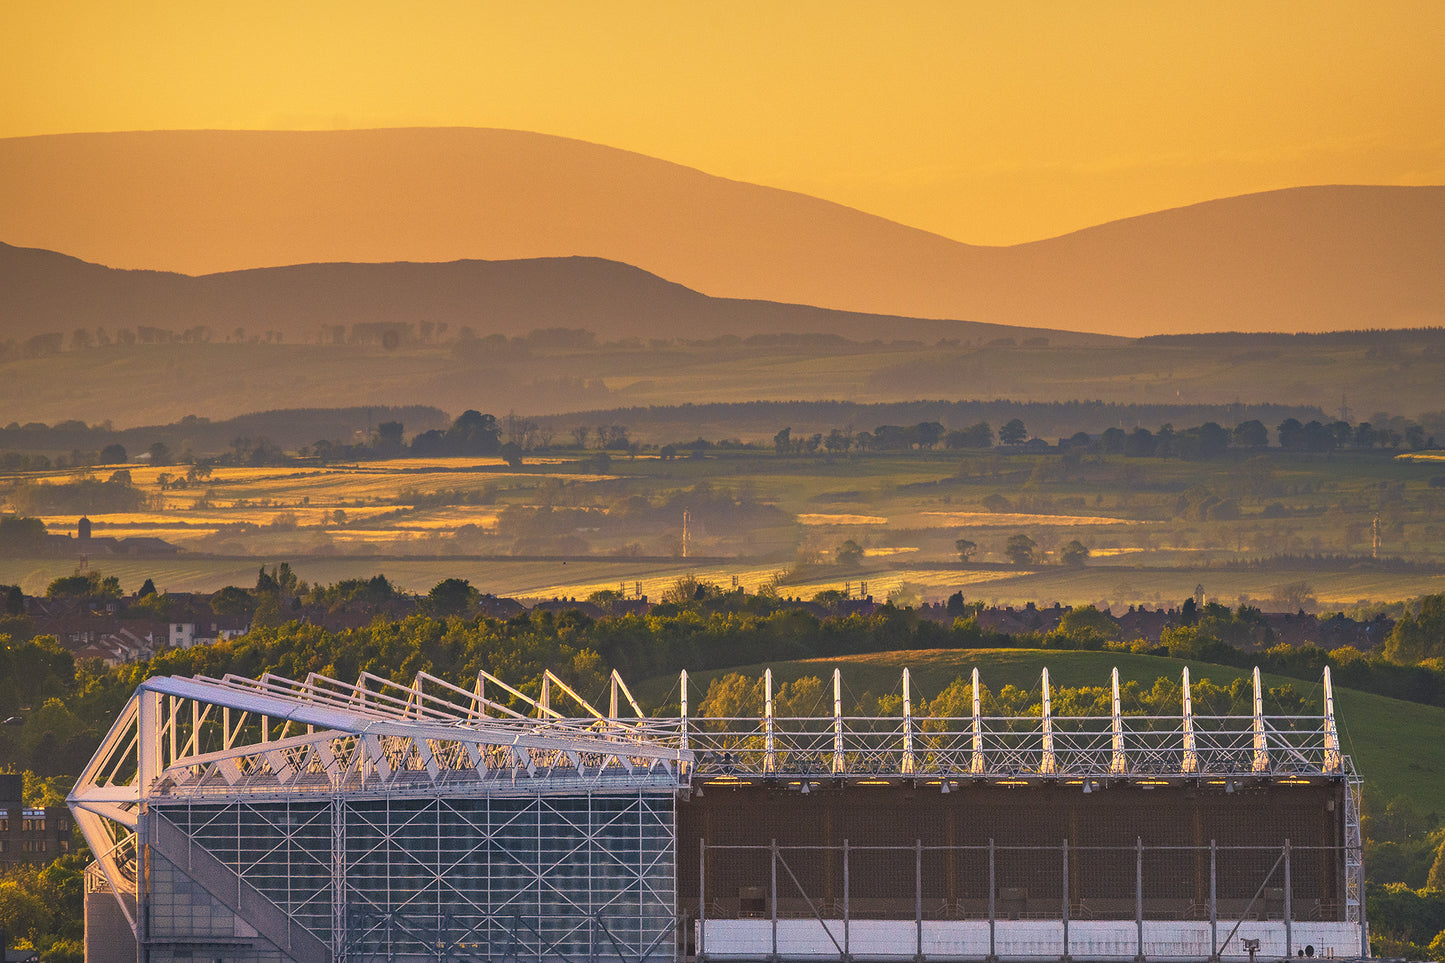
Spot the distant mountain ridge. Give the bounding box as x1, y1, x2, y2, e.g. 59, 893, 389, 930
0, 242, 1105, 345
1, 129, 1442, 336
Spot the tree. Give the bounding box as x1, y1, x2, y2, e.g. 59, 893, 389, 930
1180, 422, 1231, 459
1005, 534, 1037, 566
1179, 597, 1198, 626
914, 421, 945, 449
1276, 418, 1305, 451
999, 419, 1027, 446
98, 443, 128, 464
662, 575, 722, 604
980, 493, 1012, 514
835, 539, 864, 568
446, 410, 501, 455
1301, 420, 1336, 452
210, 585, 256, 618
1384, 594, 1445, 663
1055, 604, 1119, 641
1124, 427, 1157, 457
1059, 540, 1090, 567
138, 577, 157, 597
46, 570, 121, 599
872, 425, 913, 450
945, 422, 993, 449
954, 538, 977, 562
373, 421, 405, 457
1270, 580, 1317, 613
773, 427, 792, 455
255, 562, 300, 599
0, 516, 48, 554
427, 578, 478, 617
1427, 835, 1445, 889
1154, 423, 1177, 458
0, 877, 55, 946
499, 442, 524, 468
147, 441, 173, 466
1233, 420, 1268, 448
599, 424, 631, 450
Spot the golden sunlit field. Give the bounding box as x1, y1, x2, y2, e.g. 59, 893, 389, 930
4, 446, 1444, 606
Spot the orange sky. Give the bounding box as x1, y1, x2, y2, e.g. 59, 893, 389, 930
3, 1, 1442, 245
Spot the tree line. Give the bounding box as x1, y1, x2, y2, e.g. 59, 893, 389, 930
768, 415, 1438, 458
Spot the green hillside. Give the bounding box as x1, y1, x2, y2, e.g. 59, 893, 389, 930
644, 647, 1443, 810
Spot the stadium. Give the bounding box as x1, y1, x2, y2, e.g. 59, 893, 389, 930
70, 664, 1364, 962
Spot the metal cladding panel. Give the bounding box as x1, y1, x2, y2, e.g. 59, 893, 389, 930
679, 781, 1346, 919
84, 889, 138, 963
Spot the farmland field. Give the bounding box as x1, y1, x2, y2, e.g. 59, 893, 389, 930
3, 444, 1444, 606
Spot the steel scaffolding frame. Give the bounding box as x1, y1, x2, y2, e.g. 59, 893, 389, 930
147, 791, 677, 960
70, 663, 1361, 960
69, 668, 687, 961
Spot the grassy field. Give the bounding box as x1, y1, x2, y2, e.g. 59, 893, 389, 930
636, 647, 1445, 811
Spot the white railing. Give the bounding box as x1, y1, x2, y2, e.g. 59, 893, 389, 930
658, 666, 1352, 781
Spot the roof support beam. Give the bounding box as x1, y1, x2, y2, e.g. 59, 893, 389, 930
902, 668, 916, 775
1182, 667, 1199, 774
1252, 667, 1271, 773
1040, 668, 1056, 775
1110, 667, 1127, 775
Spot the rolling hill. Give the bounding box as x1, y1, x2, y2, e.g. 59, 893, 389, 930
2, 129, 1442, 336
0, 242, 1106, 346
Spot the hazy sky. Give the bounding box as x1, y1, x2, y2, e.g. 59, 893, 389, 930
4, 1, 1442, 245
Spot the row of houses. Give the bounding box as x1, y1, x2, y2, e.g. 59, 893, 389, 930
23, 593, 250, 665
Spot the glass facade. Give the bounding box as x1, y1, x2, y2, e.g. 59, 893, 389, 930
151, 789, 675, 961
